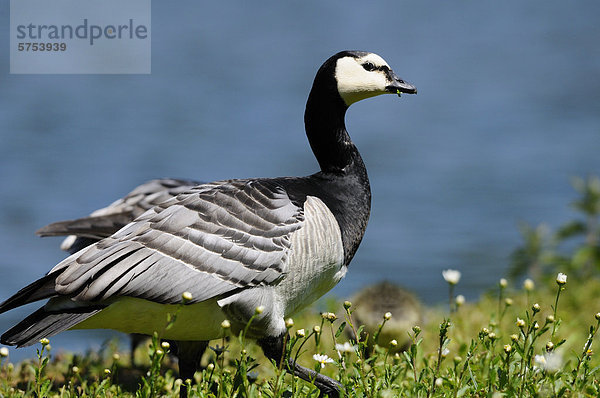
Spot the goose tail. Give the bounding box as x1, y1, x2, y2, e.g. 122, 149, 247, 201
1, 305, 105, 347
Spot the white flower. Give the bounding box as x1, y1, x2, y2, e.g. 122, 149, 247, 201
435, 377, 443, 387
556, 272, 567, 285
523, 278, 535, 291
442, 269, 461, 285
313, 354, 334, 368
455, 295, 465, 306
499, 278, 508, 288
533, 354, 546, 368
536, 351, 563, 372
335, 342, 357, 353
441, 348, 450, 357
0, 347, 8, 357
516, 318, 526, 328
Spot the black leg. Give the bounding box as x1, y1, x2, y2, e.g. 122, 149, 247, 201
258, 334, 342, 398
173, 340, 208, 398
129, 333, 148, 367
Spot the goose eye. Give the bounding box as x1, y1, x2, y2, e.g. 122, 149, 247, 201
362, 62, 376, 72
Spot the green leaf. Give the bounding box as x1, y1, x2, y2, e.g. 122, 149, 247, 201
336, 321, 347, 338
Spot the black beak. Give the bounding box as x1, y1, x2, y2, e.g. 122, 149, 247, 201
385, 71, 417, 96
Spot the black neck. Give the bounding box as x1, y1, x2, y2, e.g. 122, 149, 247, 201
304, 72, 360, 173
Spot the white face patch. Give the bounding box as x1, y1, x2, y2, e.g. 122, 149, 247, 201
335, 53, 393, 106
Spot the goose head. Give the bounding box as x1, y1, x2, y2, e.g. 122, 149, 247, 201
333, 51, 417, 106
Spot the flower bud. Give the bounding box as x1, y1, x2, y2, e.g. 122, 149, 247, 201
499, 278, 508, 288
161, 341, 170, 350
40, 338, 50, 346
532, 303, 540, 313
546, 341, 554, 352
221, 319, 231, 329
322, 312, 337, 321
384, 312, 392, 321
546, 315, 555, 323
516, 318, 526, 328
255, 305, 264, 315
296, 329, 306, 338
343, 301, 352, 310
503, 344, 512, 353
504, 298, 513, 306
313, 325, 321, 334
523, 278, 535, 291
389, 339, 398, 347
556, 272, 567, 285
181, 291, 193, 303
285, 318, 294, 329
510, 334, 519, 342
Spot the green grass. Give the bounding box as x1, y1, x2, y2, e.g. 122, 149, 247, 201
1, 275, 600, 397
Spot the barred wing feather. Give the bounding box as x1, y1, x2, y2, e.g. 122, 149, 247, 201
48, 179, 304, 305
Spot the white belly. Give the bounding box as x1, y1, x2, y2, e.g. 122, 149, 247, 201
73, 297, 227, 341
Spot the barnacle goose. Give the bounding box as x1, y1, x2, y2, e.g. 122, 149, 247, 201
0, 50, 416, 397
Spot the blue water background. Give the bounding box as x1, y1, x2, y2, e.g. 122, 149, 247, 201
0, 1, 599, 360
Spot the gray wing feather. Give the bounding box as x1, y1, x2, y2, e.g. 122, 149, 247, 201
47, 180, 303, 304
36, 178, 202, 244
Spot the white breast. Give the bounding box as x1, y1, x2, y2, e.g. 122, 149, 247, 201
274, 195, 345, 316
